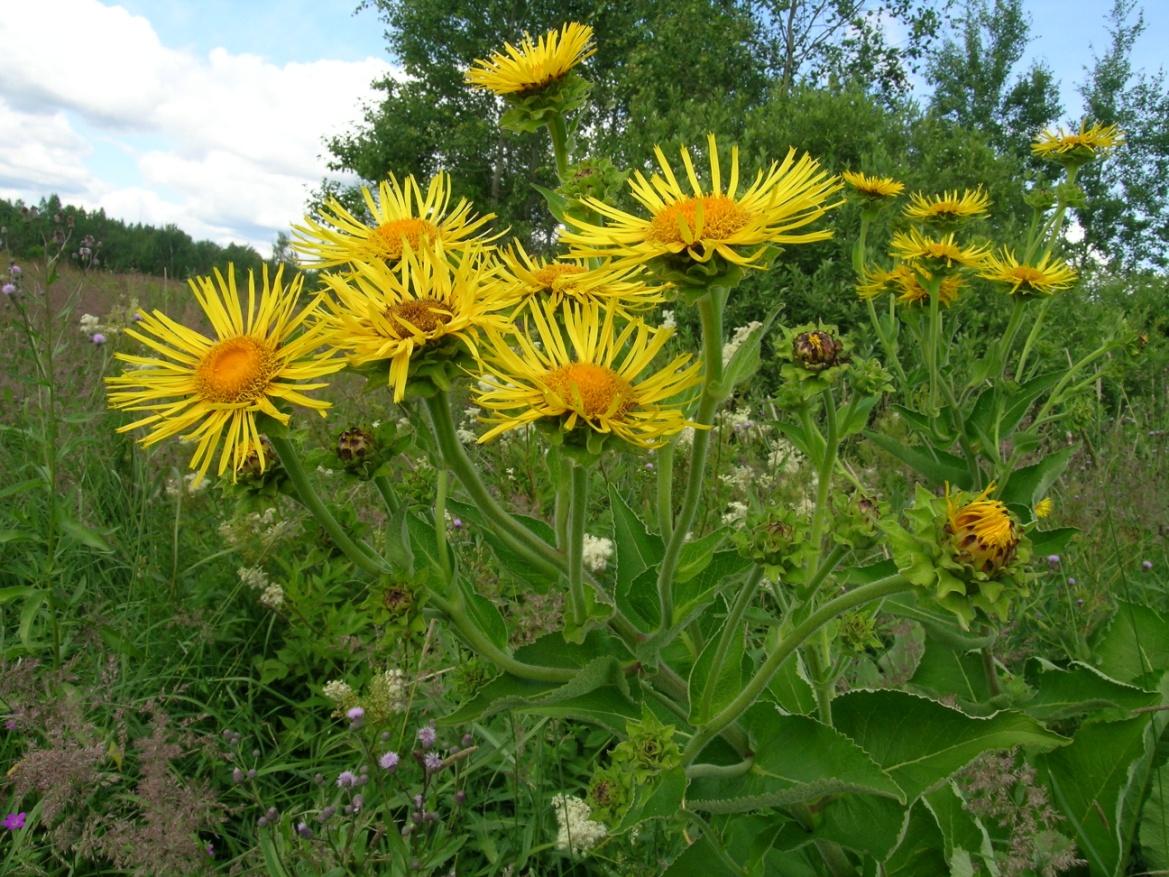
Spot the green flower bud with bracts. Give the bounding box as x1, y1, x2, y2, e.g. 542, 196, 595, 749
586, 765, 633, 826
733, 506, 813, 577
884, 483, 1031, 629
836, 611, 884, 654
611, 711, 681, 783
831, 491, 886, 551
365, 578, 430, 641
778, 322, 853, 397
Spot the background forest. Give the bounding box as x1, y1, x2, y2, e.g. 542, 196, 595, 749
2, 0, 1169, 875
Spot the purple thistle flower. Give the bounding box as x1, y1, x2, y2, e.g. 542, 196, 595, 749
2, 813, 25, 830
1, 284, 14, 295
1143, 560, 1154, 571
206, 843, 215, 857
451, 517, 463, 529
379, 751, 400, 772
417, 724, 437, 748
1046, 554, 1060, 566
348, 707, 364, 720
92, 333, 106, 345
296, 822, 313, 839
424, 752, 443, 773
336, 770, 356, 789
10, 266, 21, 277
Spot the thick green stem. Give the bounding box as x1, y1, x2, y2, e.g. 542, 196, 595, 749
554, 453, 571, 549
373, 474, 400, 514
1015, 297, 1055, 380
268, 434, 389, 578
806, 387, 838, 564
680, 574, 914, 765
656, 443, 675, 541
657, 289, 727, 631
997, 297, 1028, 380
686, 758, 755, 779
547, 115, 571, 182
435, 468, 451, 580
567, 461, 589, 627
424, 393, 562, 576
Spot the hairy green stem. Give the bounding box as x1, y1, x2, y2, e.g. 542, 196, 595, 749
686, 757, 756, 779
268, 434, 389, 578
656, 289, 728, 631
373, 474, 400, 514
567, 461, 589, 627
656, 442, 675, 541
680, 574, 914, 765
547, 115, 571, 182
698, 565, 766, 722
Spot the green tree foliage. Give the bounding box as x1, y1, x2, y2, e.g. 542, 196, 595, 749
926, 0, 1062, 163
1076, 0, 1169, 268
0, 196, 266, 279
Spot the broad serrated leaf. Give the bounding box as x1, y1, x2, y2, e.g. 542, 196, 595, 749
458, 576, 508, 652
689, 602, 747, 724
865, 432, 972, 489
1023, 658, 1158, 723
688, 706, 903, 812
924, 782, 995, 868
617, 565, 660, 630
610, 485, 663, 595
1091, 601, 1169, 686
1040, 715, 1152, 877
910, 630, 992, 707
999, 446, 1075, 507
832, 690, 1067, 802
883, 800, 948, 876
661, 832, 744, 877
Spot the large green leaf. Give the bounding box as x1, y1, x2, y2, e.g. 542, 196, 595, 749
883, 801, 949, 877
442, 656, 639, 734
999, 446, 1075, 507
1091, 601, 1169, 687
688, 601, 747, 724
1023, 658, 1159, 724
661, 832, 744, 877
610, 484, 664, 595
688, 706, 903, 813
865, 433, 971, 488
909, 630, 992, 708
832, 690, 1067, 802
1139, 761, 1169, 871
811, 793, 909, 860
923, 781, 995, 869
1040, 715, 1153, 877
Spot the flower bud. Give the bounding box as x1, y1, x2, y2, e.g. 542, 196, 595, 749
793, 329, 843, 371
337, 427, 375, 463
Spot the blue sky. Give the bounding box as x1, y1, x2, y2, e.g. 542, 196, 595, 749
0, 1, 1164, 257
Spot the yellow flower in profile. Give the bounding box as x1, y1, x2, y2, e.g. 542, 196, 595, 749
291, 173, 497, 270
978, 249, 1078, 296
320, 244, 515, 402
1033, 498, 1054, 519
858, 264, 964, 307
465, 22, 595, 95
890, 228, 989, 270
560, 133, 841, 271
903, 189, 991, 225
500, 244, 664, 313
945, 483, 1020, 576
474, 300, 702, 448
1032, 121, 1124, 165
106, 265, 341, 482
842, 171, 905, 199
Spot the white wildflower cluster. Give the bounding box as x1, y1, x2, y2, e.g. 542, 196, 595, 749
767, 439, 805, 475
582, 534, 614, 574
259, 584, 286, 610
219, 507, 300, 554
676, 426, 695, 448
457, 406, 482, 444
322, 680, 355, 703
315, 465, 335, 477
719, 465, 755, 493
722, 501, 749, 526
551, 794, 607, 857
722, 321, 762, 366
660, 309, 676, 330
368, 668, 408, 719
164, 472, 210, 498
79, 313, 104, 335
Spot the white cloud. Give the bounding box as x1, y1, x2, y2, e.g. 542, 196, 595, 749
0, 0, 394, 254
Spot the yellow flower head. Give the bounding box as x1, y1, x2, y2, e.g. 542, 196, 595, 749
500, 244, 664, 313
474, 300, 703, 449
106, 265, 341, 483
858, 264, 964, 307
1033, 497, 1054, 519
978, 249, 1078, 296
560, 133, 842, 271
320, 244, 516, 402
945, 483, 1020, 576
842, 170, 905, 199
903, 188, 991, 225
465, 22, 596, 96
1032, 121, 1124, 166
292, 173, 497, 270
890, 228, 989, 270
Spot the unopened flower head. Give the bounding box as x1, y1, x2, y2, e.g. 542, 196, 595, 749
842, 170, 905, 201
945, 484, 1020, 576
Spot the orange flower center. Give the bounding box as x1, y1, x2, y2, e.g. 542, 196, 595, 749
543, 362, 636, 420
531, 264, 587, 292
195, 336, 277, 404
1007, 265, 1046, 287
370, 218, 439, 261
385, 298, 453, 336
647, 195, 751, 245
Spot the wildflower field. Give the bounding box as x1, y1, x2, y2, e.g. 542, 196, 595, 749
3, 14, 1169, 877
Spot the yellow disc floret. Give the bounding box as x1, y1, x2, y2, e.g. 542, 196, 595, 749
194, 336, 278, 404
